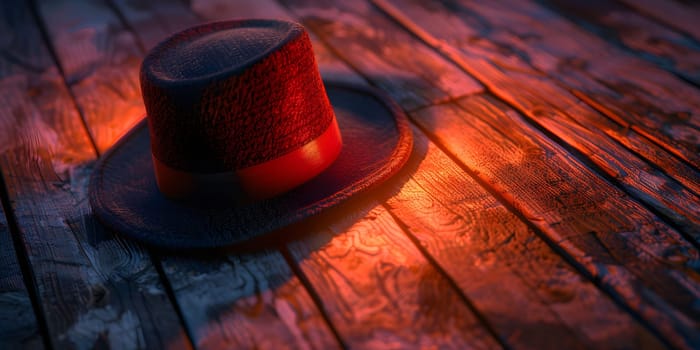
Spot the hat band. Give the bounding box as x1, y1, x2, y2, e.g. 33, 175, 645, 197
152, 117, 342, 201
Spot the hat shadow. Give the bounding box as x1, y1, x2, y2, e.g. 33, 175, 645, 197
155, 122, 428, 259
80, 67, 430, 344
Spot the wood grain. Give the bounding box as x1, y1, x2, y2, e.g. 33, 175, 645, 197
411, 95, 700, 349
286, 205, 501, 349
160, 251, 339, 349
36, 0, 145, 153
451, 0, 700, 172
110, 0, 200, 51
15, 1, 699, 349
383, 126, 665, 349
0, 197, 44, 349
56, 0, 343, 348
617, 0, 700, 42
0, 1, 190, 349
372, 0, 700, 240
277, 0, 484, 111
182, 1, 498, 348
398, 126, 667, 348
0, 9, 45, 347
541, 0, 700, 86
184, 1, 670, 347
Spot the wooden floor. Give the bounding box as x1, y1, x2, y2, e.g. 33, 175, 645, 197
1, 0, 699, 349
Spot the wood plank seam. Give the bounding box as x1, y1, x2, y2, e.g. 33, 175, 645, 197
268, 1, 697, 347
0, 172, 52, 350
568, 83, 700, 173
568, 90, 700, 176
94, 3, 198, 346
369, 0, 700, 245
270, 2, 674, 347
18, 0, 196, 347
93, 3, 349, 347
27, 0, 101, 157
366, 1, 700, 213
615, 0, 700, 43
463, 0, 700, 173
264, 1, 518, 346
536, 0, 700, 90
279, 247, 348, 349
103, 0, 148, 54
401, 113, 675, 348
172, 2, 513, 346
380, 205, 512, 350
477, 93, 700, 251
27, 1, 199, 347
149, 253, 197, 350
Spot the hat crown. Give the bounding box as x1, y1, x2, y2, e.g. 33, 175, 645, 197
147, 21, 296, 82
140, 20, 335, 173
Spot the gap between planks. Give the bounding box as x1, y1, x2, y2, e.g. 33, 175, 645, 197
276, 0, 696, 348
20, 0, 688, 348
368, 0, 700, 244
0, 169, 50, 349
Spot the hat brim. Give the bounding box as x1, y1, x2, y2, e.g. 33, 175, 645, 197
89, 82, 412, 250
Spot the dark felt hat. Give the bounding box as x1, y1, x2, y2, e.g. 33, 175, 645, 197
88, 19, 412, 250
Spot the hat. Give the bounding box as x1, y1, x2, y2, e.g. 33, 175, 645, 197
88, 19, 412, 250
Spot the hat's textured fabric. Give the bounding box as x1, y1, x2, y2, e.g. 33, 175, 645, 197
89, 83, 413, 250
141, 20, 334, 172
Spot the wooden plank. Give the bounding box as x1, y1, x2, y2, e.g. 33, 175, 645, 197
286, 205, 501, 349
0, 199, 44, 349
37, 0, 146, 153
450, 0, 700, 173
102, 0, 501, 347
383, 126, 664, 349
617, 0, 700, 42
160, 251, 340, 349
162, 1, 666, 348
411, 95, 700, 349
542, 0, 700, 86
109, 0, 200, 50
370, 0, 700, 241
49, 0, 342, 348
0, 1, 191, 349
276, 0, 484, 111
0, 3, 46, 348
180, 1, 500, 347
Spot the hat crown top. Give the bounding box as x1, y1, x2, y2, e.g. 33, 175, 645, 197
148, 21, 298, 82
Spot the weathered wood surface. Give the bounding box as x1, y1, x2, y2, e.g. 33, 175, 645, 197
42, 0, 341, 348
455, 0, 700, 172
181, 1, 495, 348
1, 0, 699, 348
285, 205, 502, 349
159, 251, 340, 349
278, 0, 484, 111
0, 3, 45, 347
383, 127, 663, 349
279, 0, 700, 347
0, 200, 43, 349
139, 2, 664, 346
194, 1, 672, 348
617, 0, 700, 42
0, 0, 191, 349
541, 0, 700, 86
413, 96, 700, 349
371, 0, 700, 241
36, 0, 145, 153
